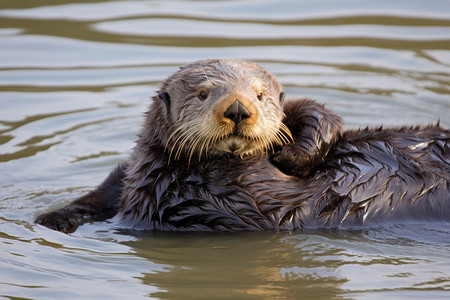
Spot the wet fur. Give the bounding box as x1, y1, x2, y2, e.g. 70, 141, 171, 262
35, 59, 450, 233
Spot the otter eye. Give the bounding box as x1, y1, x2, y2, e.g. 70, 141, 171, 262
198, 91, 208, 101
257, 92, 263, 101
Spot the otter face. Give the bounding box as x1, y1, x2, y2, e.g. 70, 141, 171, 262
160, 59, 292, 162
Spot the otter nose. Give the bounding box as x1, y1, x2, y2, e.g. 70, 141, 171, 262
224, 99, 250, 124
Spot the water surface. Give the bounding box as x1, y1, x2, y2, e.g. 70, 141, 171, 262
1, 0, 449, 299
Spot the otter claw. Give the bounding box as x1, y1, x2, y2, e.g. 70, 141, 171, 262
35, 210, 78, 233
270, 144, 314, 177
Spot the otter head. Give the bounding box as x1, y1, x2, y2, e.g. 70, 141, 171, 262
158, 59, 292, 163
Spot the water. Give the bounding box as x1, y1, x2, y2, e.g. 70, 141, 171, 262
1, 0, 449, 299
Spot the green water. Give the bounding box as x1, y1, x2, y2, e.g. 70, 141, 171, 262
1, 0, 449, 299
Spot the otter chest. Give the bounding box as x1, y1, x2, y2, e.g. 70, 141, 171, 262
154, 158, 308, 231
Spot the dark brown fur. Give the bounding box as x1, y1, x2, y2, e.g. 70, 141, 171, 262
35, 59, 450, 233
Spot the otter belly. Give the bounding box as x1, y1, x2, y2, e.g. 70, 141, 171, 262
116, 126, 449, 231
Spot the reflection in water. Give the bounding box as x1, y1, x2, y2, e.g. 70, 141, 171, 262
120, 226, 450, 299
0, 0, 449, 299
127, 232, 348, 299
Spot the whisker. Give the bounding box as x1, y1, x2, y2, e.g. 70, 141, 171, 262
164, 114, 292, 165
279, 122, 294, 144
199, 126, 217, 160
188, 131, 205, 163
176, 126, 199, 160
166, 128, 188, 163
255, 128, 269, 153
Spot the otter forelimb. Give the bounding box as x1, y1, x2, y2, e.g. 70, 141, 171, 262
271, 99, 343, 177
35, 163, 127, 233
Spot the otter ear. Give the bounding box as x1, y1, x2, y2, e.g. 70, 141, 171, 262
159, 92, 171, 115
279, 92, 286, 106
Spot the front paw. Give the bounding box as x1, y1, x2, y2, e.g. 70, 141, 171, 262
270, 144, 313, 177
35, 209, 79, 233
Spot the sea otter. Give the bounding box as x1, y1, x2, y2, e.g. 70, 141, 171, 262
35, 59, 450, 233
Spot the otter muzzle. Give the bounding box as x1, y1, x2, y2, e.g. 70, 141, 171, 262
224, 99, 251, 125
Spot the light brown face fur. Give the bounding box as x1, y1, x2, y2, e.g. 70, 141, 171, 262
160, 59, 292, 163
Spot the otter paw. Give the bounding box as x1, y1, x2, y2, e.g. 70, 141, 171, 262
35, 210, 78, 233
270, 144, 313, 177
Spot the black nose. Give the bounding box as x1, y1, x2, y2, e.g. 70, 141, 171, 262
224, 99, 250, 124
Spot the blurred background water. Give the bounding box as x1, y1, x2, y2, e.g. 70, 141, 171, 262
0, 0, 449, 299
